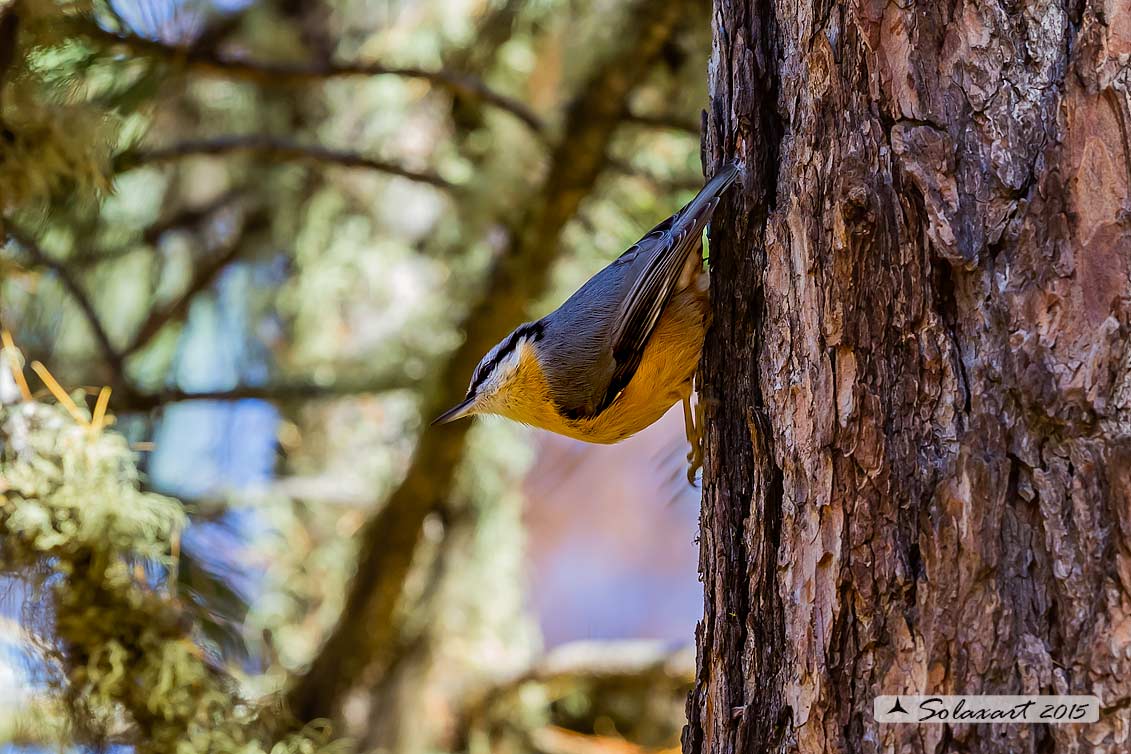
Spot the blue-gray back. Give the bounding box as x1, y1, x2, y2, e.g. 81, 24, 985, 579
533, 162, 738, 418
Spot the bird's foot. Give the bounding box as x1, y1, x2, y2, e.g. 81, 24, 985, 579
682, 393, 704, 485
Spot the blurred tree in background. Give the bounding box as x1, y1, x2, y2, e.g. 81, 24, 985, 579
0, 0, 712, 751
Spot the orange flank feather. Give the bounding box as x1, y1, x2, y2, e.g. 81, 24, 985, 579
480, 282, 708, 444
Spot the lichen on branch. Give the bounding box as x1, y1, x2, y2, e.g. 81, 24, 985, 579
0, 392, 339, 753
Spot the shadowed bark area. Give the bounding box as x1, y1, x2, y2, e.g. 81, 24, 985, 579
284, 0, 702, 725
688, 1, 1131, 753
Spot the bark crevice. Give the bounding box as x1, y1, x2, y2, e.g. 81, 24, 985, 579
688, 0, 1131, 752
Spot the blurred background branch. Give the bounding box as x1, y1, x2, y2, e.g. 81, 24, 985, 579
456, 640, 693, 754
113, 137, 455, 189
284, 0, 701, 727
121, 205, 270, 356
623, 110, 700, 137
5, 224, 126, 381
114, 372, 419, 411
73, 15, 546, 133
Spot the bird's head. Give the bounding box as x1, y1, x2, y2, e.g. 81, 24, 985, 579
431, 321, 547, 426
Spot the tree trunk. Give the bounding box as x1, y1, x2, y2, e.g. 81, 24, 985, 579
688, 1, 1131, 753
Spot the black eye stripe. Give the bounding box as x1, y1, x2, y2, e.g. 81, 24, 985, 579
468, 322, 544, 396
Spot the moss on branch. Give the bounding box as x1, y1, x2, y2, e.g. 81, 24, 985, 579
0, 392, 339, 753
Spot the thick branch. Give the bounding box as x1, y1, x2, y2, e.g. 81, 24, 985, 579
283, 0, 702, 726
77, 20, 545, 134
113, 137, 454, 189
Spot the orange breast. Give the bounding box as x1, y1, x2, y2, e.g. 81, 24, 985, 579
562, 284, 708, 444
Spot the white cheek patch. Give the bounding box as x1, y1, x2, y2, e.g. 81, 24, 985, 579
474, 332, 537, 416
489, 347, 523, 391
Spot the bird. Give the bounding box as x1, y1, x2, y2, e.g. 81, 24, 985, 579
433, 161, 739, 474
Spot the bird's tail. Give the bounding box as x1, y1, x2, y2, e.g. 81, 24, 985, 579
677, 161, 740, 231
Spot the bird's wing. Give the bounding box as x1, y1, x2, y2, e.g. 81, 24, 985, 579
592, 163, 739, 414
597, 218, 704, 411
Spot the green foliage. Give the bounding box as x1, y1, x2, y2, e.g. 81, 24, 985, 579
0, 398, 341, 753
1, 402, 181, 556
0, 83, 113, 212
0, 0, 117, 217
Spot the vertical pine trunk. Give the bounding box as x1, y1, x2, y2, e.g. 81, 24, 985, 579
688, 1, 1131, 752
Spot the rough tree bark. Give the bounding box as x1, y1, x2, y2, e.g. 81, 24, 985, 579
688, 1, 1131, 753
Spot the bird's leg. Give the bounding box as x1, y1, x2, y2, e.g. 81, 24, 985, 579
682, 392, 696, 452
682, 378, 704, 485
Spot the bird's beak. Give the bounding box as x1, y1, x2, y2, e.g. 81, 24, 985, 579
431, 397, 476, 426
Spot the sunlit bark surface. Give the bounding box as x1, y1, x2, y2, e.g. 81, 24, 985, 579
688, 1, 1131, 752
